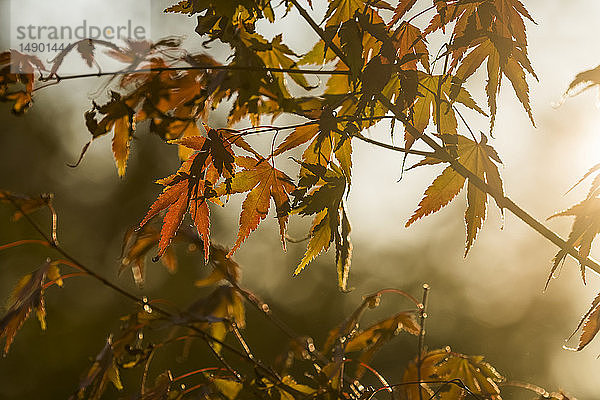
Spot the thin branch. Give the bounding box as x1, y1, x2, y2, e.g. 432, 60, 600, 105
284, 234, 310, 243
173, 367, 223, 382
375, 288, 421, 307
41, 64, 351, 83
230, 322, 255, 361
289, 0, 352, 69
209, 249, 330, 365
0, 239, 49, 251
7, 196, 152, 305
205, 341, 242, 382
416, 284, 430, 400
43, 272, 87, 289
453, 104, 478, 142
353, 133, 440, 158
500, 381, 550, 396
182, 383, 205, 396
140, 348, 157, 396
406, 5, 437, 25
344, 358, 392, 395
375, 94, 600, 279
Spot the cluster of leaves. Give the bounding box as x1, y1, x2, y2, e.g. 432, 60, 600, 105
0, 260, 62, 355
0, 195, 576, 398
0, 51, 44, 114
0, 0, 543, 291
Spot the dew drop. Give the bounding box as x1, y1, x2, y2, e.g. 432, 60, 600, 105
141, 297, 152, 313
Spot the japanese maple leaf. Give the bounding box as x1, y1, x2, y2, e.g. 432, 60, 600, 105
139, 127, 238, 261
389, 0, 418, 27
410, 73, 486, 151
292, 162, 352, 290
224, 156, 295, 256
425, 0, 533, 48
401, 348, 504, 400
273, 111, 352, 182
451, 37, 536, 131
407, 135, 504, 255
119, 225, 177, 287
85, 91, 137, 177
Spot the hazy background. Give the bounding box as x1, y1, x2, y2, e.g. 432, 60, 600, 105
1, 0, 600, 398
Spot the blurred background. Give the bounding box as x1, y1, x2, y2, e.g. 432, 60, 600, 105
1, 0, 600, 398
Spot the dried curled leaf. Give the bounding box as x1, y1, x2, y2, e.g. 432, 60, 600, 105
0, 50, 45, 114
256, 375, 316, 400
564, 64, 600, 98
0, 261, 60, 355
195, 245, 241, 287
112, 310, 157, 369
120, 225, 178, 287
184, 286, 245, 353
70, 336, 123, 400
277, 375, 317, 400
211, 377, 243, 400
85, 91, 136, 177
323, 292, 383, 353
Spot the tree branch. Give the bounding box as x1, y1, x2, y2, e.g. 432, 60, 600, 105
41, 65, 351, 83
416, 284, 430, 400
375, 94, 600, 279
353, 133, 439, 158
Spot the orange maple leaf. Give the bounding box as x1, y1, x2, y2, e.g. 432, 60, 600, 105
139, 127, 240, 261
225, 156, 295, 256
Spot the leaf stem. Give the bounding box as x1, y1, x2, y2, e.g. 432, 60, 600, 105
0, 239, 49, 251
